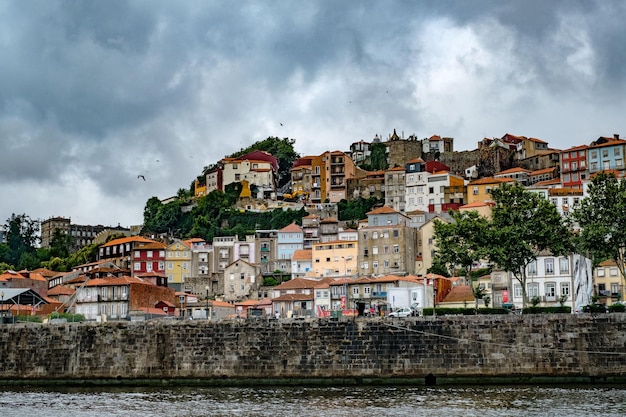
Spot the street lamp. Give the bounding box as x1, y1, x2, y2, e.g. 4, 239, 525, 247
0, 291, 3, 318
205, 286, 210, 320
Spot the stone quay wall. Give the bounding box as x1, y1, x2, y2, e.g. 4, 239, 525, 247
1, 314, 626, 385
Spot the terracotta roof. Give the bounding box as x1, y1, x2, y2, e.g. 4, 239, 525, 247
272, 293, 314, 302
530, 167, 556, 176
388, 166, 406, 172
460, 201, 493, 209
467, 177, 515, 186
406, 157, 425, 164
366, 206, 398, 215
85, 276, 155, 287
320, 217, 338, 223
102, 236, 156, 248
210, 300, 235, 309
47, 286, 75, 296
528, 137, 548, 144
441, 285, 475, 303
279, 222, 303, 233
532, 178, 562, 187
136, 242, 167, 250
495, 167, 531, 175
292, 249, 312, 261
31, 268, 59, 278
274, 277, 323, 290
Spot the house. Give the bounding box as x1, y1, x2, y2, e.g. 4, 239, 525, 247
271, 277, 323, 318
438, 285, 475, 309
277, 222, 303, 262
291, 249, 312, 278
494, 167, 531, 185
587, 135, 626, 176
310, 240, 357, 278
560, 144, 589, 189
74, 275, 176, 321
131, 241, 166, 277
0, 270, 48, 297
221, 259, 261, 302
594, 259, 625, 306
98, 236, 158, 270
385, 166, 406, 212
165, 240, 192, 291
466, 177, 515, 204
357, 206, 417, 276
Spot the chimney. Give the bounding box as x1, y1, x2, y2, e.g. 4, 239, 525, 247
615, 134, 620, 140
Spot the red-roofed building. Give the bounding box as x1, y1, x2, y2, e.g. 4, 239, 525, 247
73, 275, 176, 321
131, 241, 166, 277
560, 144, 588, 189
98, 236, 158, 269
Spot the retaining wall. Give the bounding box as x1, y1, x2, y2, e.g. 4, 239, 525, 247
1, 314, 625, 385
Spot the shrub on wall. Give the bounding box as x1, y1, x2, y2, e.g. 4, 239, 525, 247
522, 306, 572, 314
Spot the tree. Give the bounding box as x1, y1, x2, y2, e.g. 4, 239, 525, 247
433, 211, 490, 277
433, 210, 491, 310
572, 171, 626, 285
4, 213, 39, 267
487, 183, 573, 308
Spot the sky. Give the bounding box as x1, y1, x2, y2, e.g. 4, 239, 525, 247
2, 0, 626, 229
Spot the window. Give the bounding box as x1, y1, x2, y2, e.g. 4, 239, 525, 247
373, 261, 378, 268
514, 284, 523, 298
561, 282, 570, 297
134, 262, 141, 271
615, 147, 621, 156
372, 246, 378, 255
134, 251, 140, 258
362, 262, 369, 269
610, 267, 618, 276
373, 232, 378, 239
602, 149, 609, 158
363, 248, 368, 257
562, 162, 570, 171
597, 268, 605, 277
393, 229, 399, 237
559, 258, 569, 274
473, 187, 478, 195
384, 260, 390, 268
611, 283, 620, 295
545, 258, 554, 274
528, 261, 537, 276
527, 282, 539, 298
545, 282, 556, 299
393, 245, 399, 253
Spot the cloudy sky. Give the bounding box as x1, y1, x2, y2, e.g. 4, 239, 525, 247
2, 0, 625, 229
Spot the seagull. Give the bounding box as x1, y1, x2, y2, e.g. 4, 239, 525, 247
137, 175, 146, 181
280, 122, 283, 126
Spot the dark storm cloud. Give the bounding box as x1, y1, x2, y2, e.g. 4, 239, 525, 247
1, 0, 626, 226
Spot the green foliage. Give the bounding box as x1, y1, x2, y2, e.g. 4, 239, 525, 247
48, 311, 85, 322
4, 213, 40, 267
608, 304, 626, 313
0, 262, 13, 273
488, 183, 574, 307
530, 295, 541, 307
16, 315, 42, 323
433, 210, 490, 277
572, 172, 626, 281
421, 307, 510, 316
50, 228, 73, 259
359, 142, 388, 171
522, 306, 572, 314
337, 197, 383, 222
263, 277, 279, 286
426, 257, 450, 277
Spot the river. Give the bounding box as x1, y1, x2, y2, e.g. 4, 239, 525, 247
1, 385, 625, 416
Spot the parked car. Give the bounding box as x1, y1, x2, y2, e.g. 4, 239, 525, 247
388, 307, 413, 318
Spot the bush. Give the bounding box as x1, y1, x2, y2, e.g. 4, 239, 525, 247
422, 307, 509, 316
16, 315, 43, 323
48, 312, 85, 322
522, 306, 572, 314
608, 304, 626, 313
582, 304, 607, 314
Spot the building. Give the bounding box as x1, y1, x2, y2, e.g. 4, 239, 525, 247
131, 241, 166, 277
277, 222, 304, 262
98, 236, 158, 270
587, 135, 626, 176
291, 249, 313, 278
222, 259, 261, 302
73, 275, 175, 321
40, 216, 106, 252
165, 240, 192, 291
385, 166, 406, 212
357, 206, 417, 276
466, 177, 515, 204
310, 240, 358, 278
309, 150, 360, 204
560, 145, 589, 189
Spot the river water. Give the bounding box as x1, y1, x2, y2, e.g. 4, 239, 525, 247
1, 385, 625, 416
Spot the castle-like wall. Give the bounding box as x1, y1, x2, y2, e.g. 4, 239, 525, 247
1, 315, 625, 384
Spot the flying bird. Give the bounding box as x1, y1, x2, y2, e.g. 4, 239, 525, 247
280, 122, 283, 126
137, 175, 146, 181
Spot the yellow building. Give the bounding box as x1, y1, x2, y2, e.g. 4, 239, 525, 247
165, 240, 192, 291
594, 259, 625, 306
466, 177, 515, 204
311, 240, 358, 277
